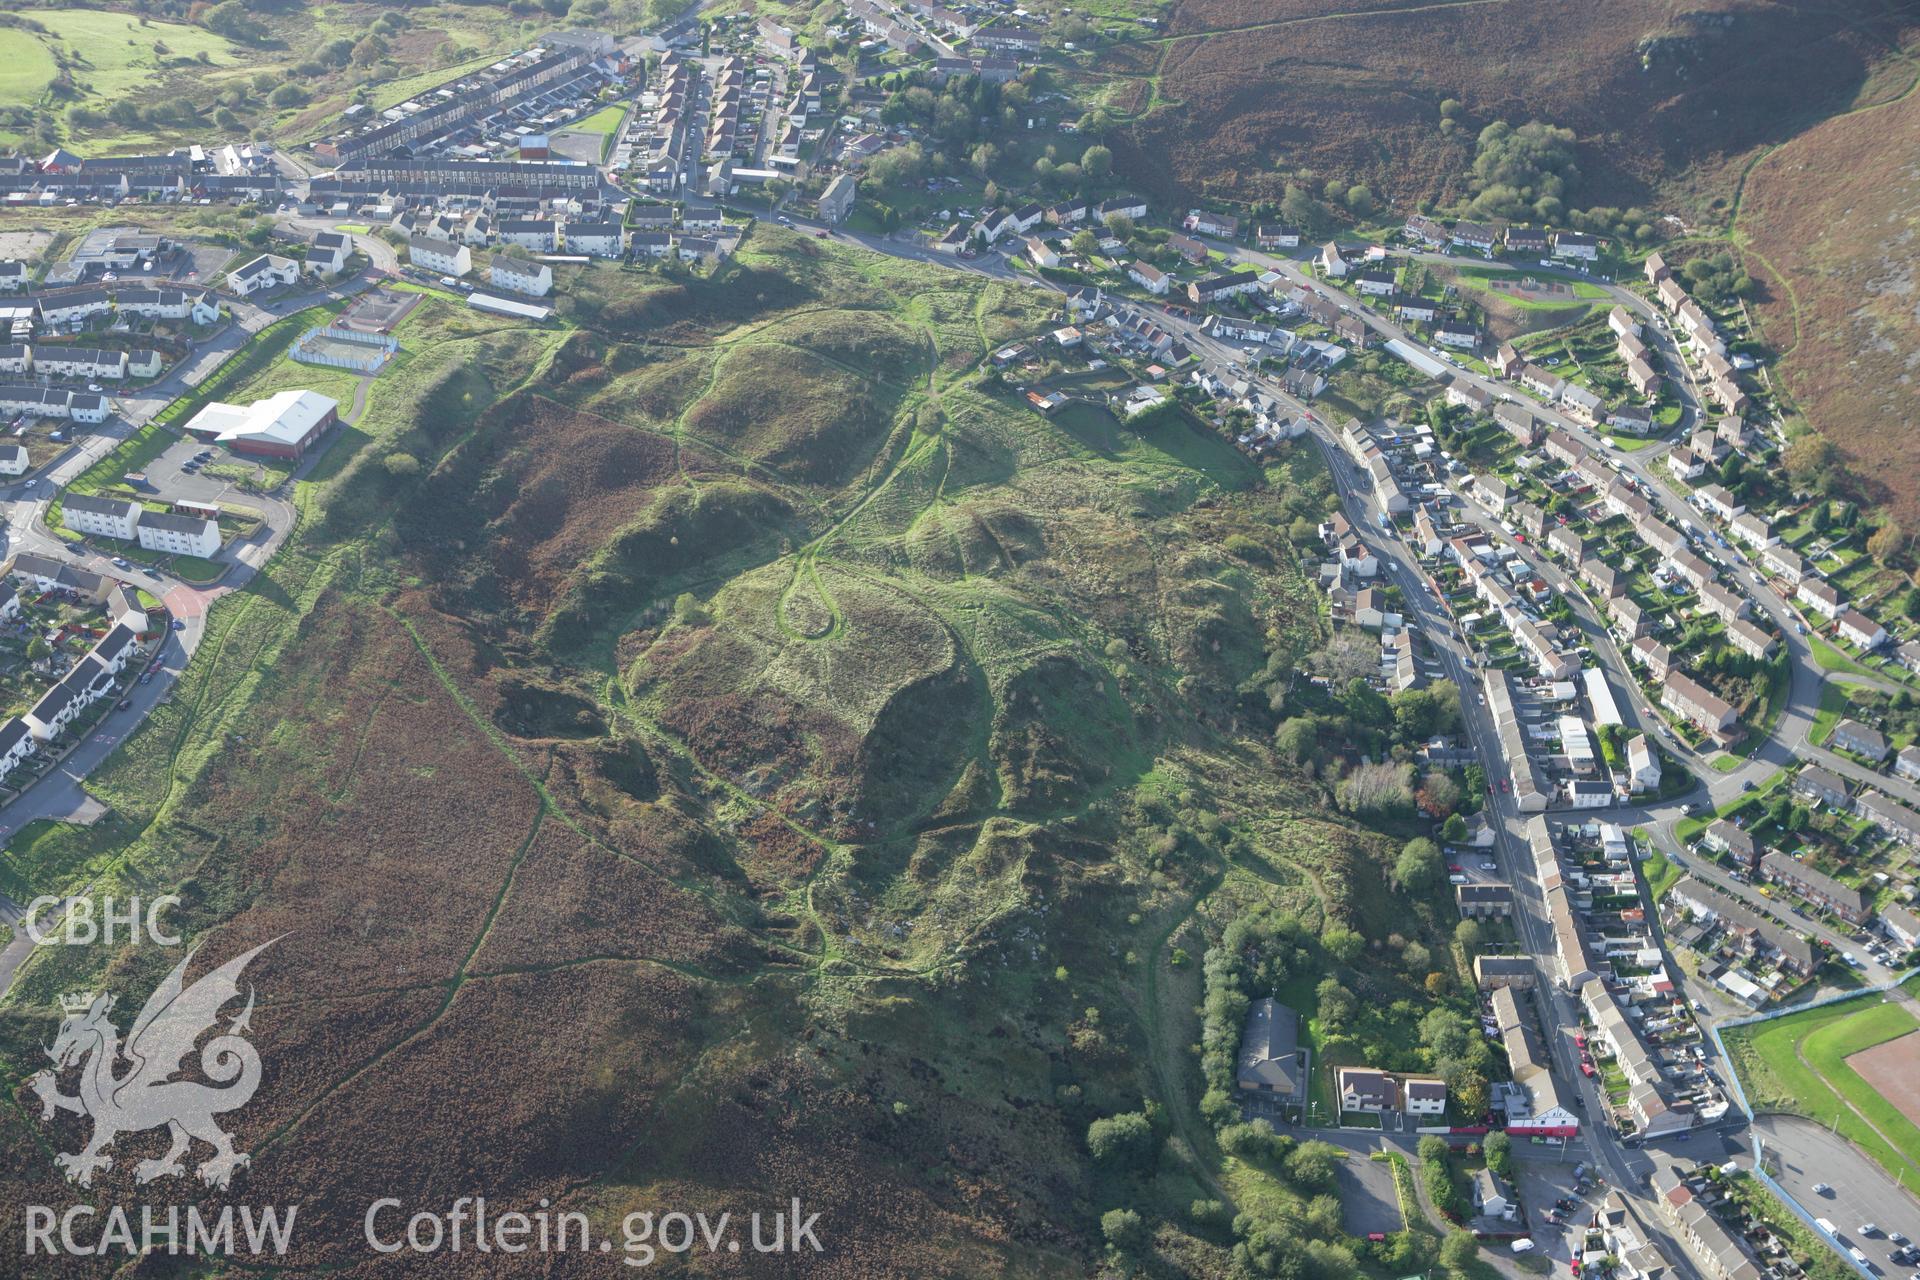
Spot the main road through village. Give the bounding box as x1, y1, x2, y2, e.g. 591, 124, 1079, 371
3, 173, 1912, 1271
756, 206, 1920, 1260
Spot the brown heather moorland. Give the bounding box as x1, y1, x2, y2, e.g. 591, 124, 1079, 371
1737, 77, 1920, 523
0, 233, 1489, 1275
1119, 0, 1914, 219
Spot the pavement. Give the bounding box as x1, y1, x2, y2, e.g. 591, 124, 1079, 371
1334, 1147, 1407, 1235
759, 213, 1919, 1191
1755, 1116, 1920, 1275
0, 173, 1906, 1271
0, 271, 358, 996
756, 211, 1888, 1224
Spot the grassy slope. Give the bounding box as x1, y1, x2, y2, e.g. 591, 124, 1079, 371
0, 10, 249, 148
0, 28, 58, 108
1736, 32, 1920, 524
2, 2, 528, 150
0, 233, 1437, 1269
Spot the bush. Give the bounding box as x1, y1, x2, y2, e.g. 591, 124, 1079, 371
1086, 1112, 1155, 1167
1284, 1139, 1341, 1190
1218, 1119, 1286, 1163
1223, 532, 1268, 563
1101, 1208, 1148, 1252
1465, 120, 1579, 221
1420, 1138, 1464, 1219
1485, 1130, 1513, 1180
1441, 1228, 1479, 1272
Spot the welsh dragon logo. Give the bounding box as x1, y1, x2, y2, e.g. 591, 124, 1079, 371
28, 940, 276, 1189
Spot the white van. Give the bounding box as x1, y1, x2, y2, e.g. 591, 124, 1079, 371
1511, 1240, 1536, 1255
1816, 1219, 1837, 1236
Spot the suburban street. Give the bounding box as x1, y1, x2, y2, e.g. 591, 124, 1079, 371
0, 133, 1910, 1270
0, 269, 366, 997
774, 211, 1920, 1259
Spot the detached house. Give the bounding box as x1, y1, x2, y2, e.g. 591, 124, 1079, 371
1235, 998, 1305, 1103
226, 254, 299, 297
1337, 1068, 1398, 1114
1493, 341, 1524, 379
306, 231, 351, 277
1627, 734, 1662, 792
1403, 1077, 1447, 1116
